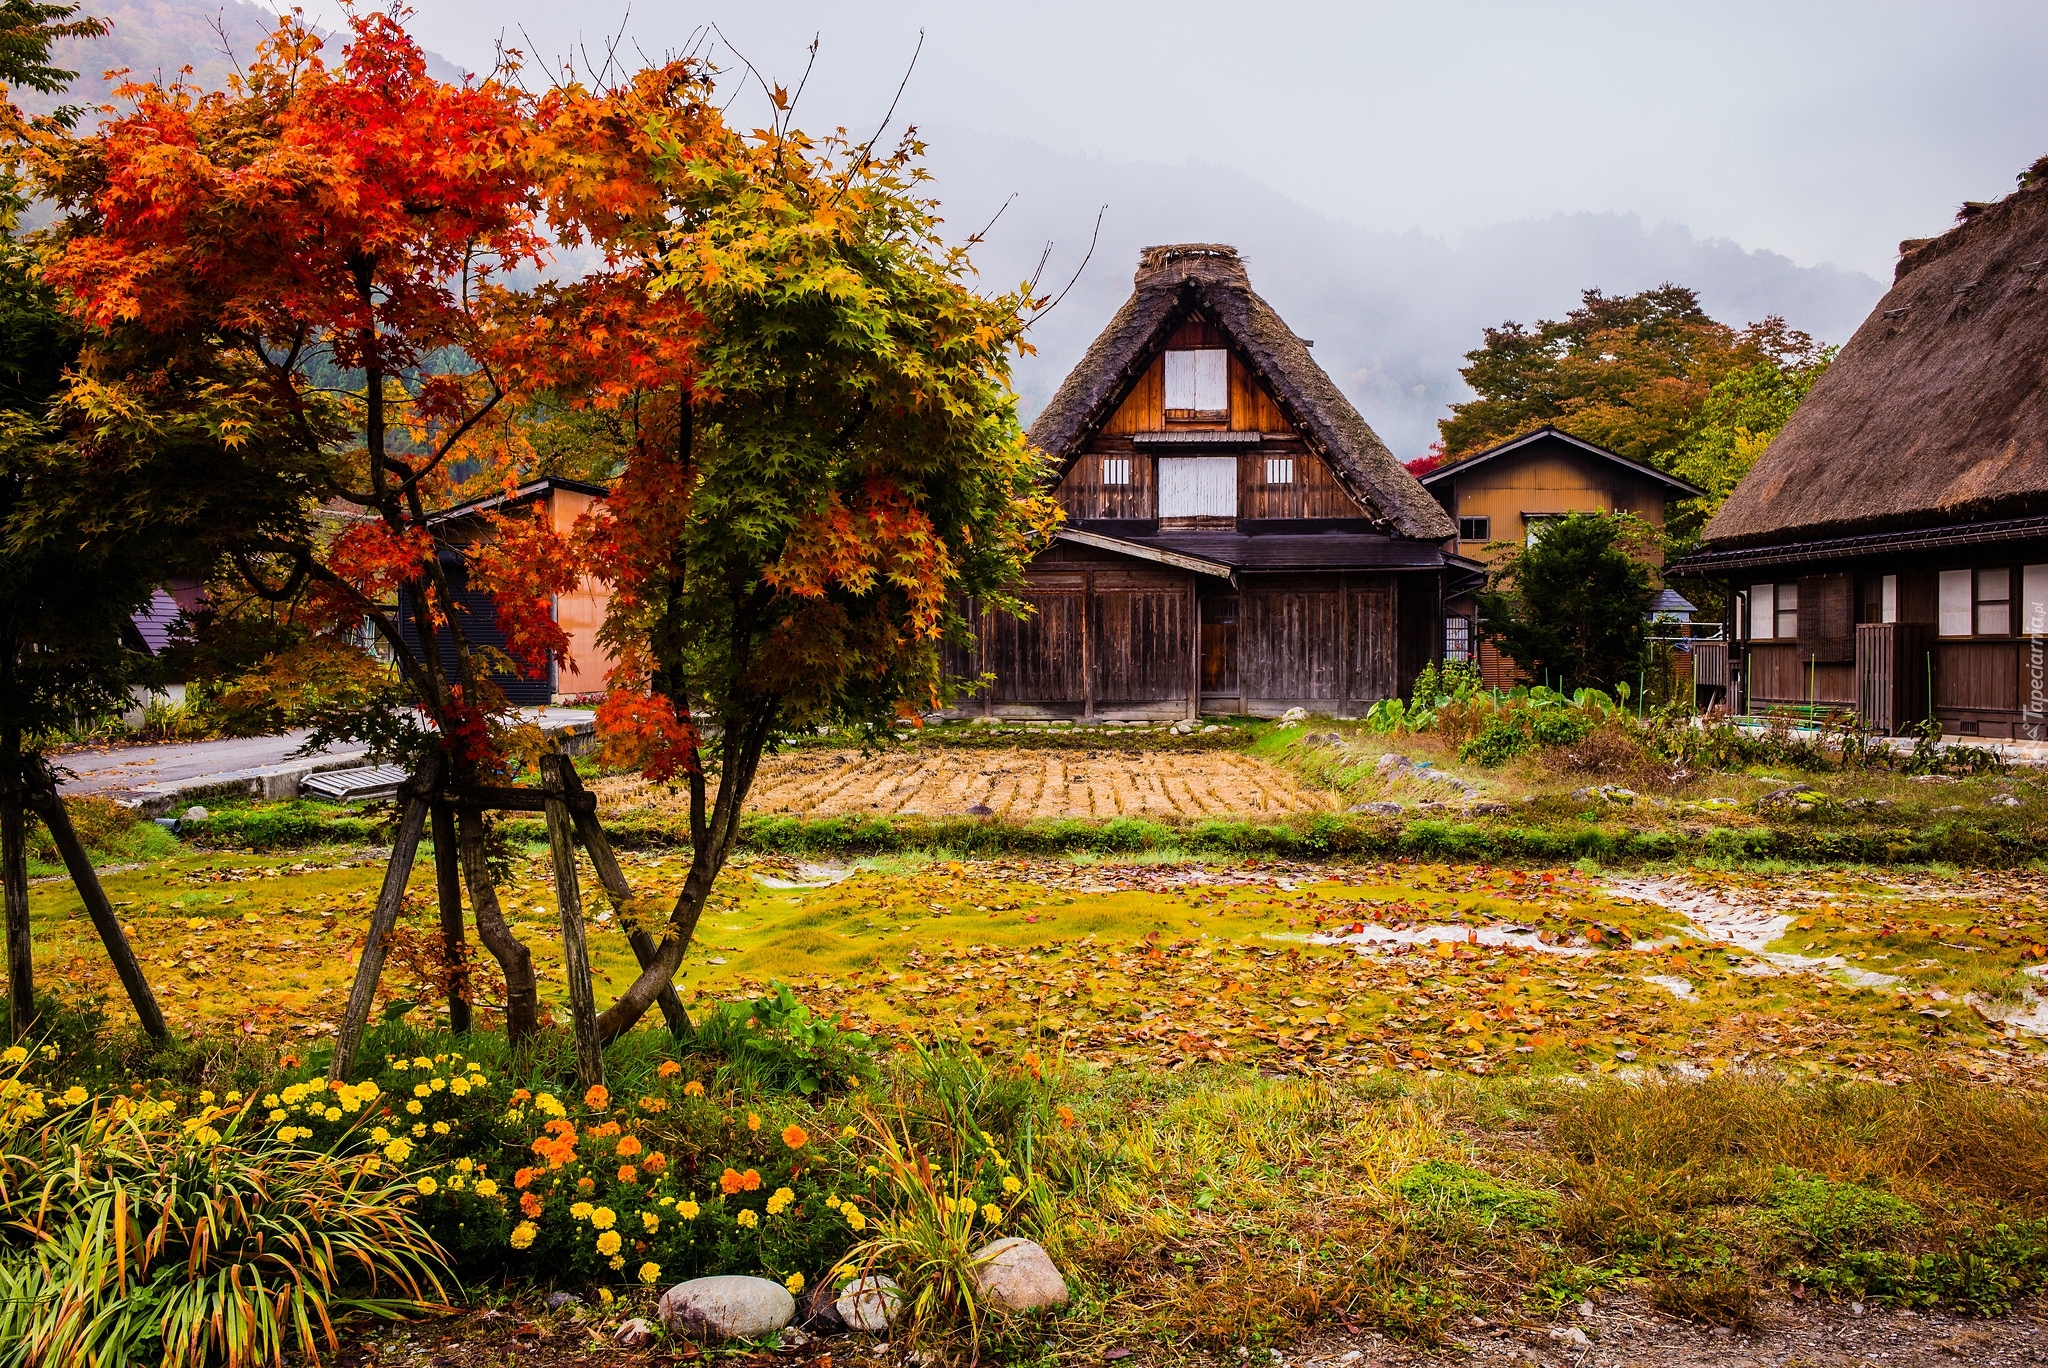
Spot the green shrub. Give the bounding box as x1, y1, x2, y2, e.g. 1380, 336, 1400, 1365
1769, 1170, 1921, 1254
689, 982, 877, 1095
1396, 1158, 1557, 1231
1461, 715, 1530, 767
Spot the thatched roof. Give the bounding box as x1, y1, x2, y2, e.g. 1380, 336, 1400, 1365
1702, 169, 2048, 548
1027, 244, 1455, 541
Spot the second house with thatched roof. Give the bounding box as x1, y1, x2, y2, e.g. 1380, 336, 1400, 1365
1673, 158, 2048, 740
956, 244, 1473, 720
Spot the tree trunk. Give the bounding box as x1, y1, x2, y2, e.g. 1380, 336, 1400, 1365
28, 782, 167, 1039
458, 807, 539, 1045
593, 711, 773, 1042
0, 766, 30, 1042
430, 801, 470, 1034
554, 761, 690, 1036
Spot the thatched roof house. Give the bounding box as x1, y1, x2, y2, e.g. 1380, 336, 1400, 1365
1675, 158, 2048, 741
1698, 160, 2048, 556
1030, 244, 1454, 541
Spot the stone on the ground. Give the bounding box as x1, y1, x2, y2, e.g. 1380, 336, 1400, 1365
833, 1274, 901, 1332
969, 1238, 1069, 1313
181, 805, 209, 822
545, 1291, 582, 1310
964, 802, 995, 817
1375, 753, 1412, 775
1349, 801, 1402, 815
1277, 706, 1309, 727
658, 1275, 796, 1342
614, 1317, 657, 1347
796, 1280, 847, 1333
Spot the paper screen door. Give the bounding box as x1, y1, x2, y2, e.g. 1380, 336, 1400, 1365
1157, 457, 1238, 519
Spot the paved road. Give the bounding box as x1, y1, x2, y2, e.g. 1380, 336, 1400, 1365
54, 708, 597, 810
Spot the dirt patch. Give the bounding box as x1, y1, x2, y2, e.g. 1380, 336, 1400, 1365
593, 747, 1339, 821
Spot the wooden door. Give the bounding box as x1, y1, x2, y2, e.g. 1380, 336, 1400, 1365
1242, 589, 1342, 704
1346, 579, 1396, 705
1091, 586, 1191, 705
986, 588, 1084, 702
1202, 595, 1239, 694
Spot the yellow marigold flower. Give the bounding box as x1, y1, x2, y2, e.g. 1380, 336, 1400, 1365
785, 1272, 805, 1294
746, 1112, 761, 1132
570, 1201, 595, 1221
405, 1101, 422, 1115
590, 1207, 617, 1231
262, 1094, 280, 1108
982, 1204, 1002, 1224
371, 1126, 390, 1143
413, 1083, 431, 1099
199, 1091, 215, 1105
639, 1261, 662, 1285
641, 1210, 660, 1233
411, 1056, 433, 1069
432, 1121, 450, 1135
677, 1200, 700, 1220
510, 1219, 537, 1249
449, 1076, 471, 1096
191, 1126, 222, 1146
455, 1157, 474, 1173
269, 1109, 287, 1124
844, 1207, 866, 1232
430, 1077, 446, 1092
475, 1178, 499, 1199
766, 1187, 794, 1216
417, 1177, 439, 1196
1002, 1176, 1023, 1195
608, 1255, 625, 1271
826, 1195, 841, 1210
391, 1059, 408, 1072
323, 1107, 341, 1123
0, 1047, 26, 1066
735, 1209, 758, 1229
596, 1230, 623, 1257
411, 1123, 427, 1138
225, 1091, 243, 1104
61, 1087, 87, 1107
383, 1137, 414, 1163
841, 1125, 858, 1139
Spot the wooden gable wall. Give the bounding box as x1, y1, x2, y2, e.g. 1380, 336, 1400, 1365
1054, 315, 1368, 523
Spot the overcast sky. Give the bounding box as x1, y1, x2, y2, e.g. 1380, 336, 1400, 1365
304, 0, 2048, 280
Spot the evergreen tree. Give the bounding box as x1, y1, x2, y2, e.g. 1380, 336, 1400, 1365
1476, 513, 1655, 693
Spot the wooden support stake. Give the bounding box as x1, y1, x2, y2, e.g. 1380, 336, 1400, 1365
329, 756, 440, 1081
541, 756, 605, 1088
430, 801, 470, 1034
29, 785, 167, 1039
553, 763, 690, 1037
0, 772, 29, 1041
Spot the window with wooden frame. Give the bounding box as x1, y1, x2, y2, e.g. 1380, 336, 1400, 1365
1263, 456, 1294, 485
1458, 516, 1490, 542
1163, 349, 1229, 418
1976, 567, 2012, 636
1774, 581, 1799, 640
2024, 565, 2048, 637
1100, 456, 1131, 486
1747, 583, 1774, 639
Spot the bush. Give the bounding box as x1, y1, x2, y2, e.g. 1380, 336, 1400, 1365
688, 982, 877, 1096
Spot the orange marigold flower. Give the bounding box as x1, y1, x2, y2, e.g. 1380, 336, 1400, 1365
657, 1060, 682, 1078
746, 1112, 761, 1132
682, 1080, 705, 1097
782, 1125, 808, 1150
588, 1120, 622, 1139
742, 1168, 761, 1192
521, 1191, 545, 1218
719, 1168, 745, 1195
643, 1152, 667, 1175
616, 1135, 643, 1158
514, 1166, 539, 1190
511, 1089, 532, 1105
1022, 1051, 1042, 1078
1057, 1105, 1076, 1129
578, 1176, 595, 1192
638, 1097, 668, 1113
618, 1164, 639, 1183
585, 1084, 610, 1111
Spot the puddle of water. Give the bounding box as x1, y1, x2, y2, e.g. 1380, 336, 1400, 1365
1305, 923, 1596, 957
755, 862, 858, 890
1644, 974, 1696, 999
1611, 877, 1907, 994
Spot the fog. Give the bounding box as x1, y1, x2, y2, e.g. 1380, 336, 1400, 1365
47, 0, 2048, 452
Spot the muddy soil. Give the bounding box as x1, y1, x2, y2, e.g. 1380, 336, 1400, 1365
593, 747, 1339, 820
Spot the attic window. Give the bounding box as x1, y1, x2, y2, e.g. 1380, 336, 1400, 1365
1101, 457, 1131, 487
1164, 350, 1228, 417
1264, 457, 1294, 485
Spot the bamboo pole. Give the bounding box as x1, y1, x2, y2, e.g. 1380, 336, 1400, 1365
430, 801, 470, 1034
0, 770, 29, 1041
27, 784, 166, 1038
551, 760, 689, 1037
329, 755, 440, 1081
541, 756, 605, 1087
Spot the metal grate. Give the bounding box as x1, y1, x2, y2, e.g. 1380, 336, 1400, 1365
300, 764, 411, 802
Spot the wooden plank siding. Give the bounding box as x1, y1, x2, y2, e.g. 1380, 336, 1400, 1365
1241, 585, 1343, 707
1059, 443, 1154, 521
1238, 440, 1359, 519
1744, 643, 1857, 710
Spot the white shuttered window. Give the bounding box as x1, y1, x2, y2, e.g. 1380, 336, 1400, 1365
1938, 569, 1974, 637
2024, 565, 2048, 637
1748, 583, 1774, 640
1163, 350, 1229, 414
1157, 457, 1238, 518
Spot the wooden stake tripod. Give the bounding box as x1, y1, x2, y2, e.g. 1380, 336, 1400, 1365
329, 753, 687, 1086
0, 760, 168, 1042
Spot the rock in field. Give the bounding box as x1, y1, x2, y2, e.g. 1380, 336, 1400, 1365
1349, 801, 1402, 815
614, 1317, 657, 1348
1277, 706, 1309, 727
970, 1238, 1069, 1313
657, 1275, 796, 1342
795, 1279, 847, 1333
834, 1274, 901, 1332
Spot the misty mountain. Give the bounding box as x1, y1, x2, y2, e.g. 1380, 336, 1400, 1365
922, 128, 1886, 456
16, 0, 1887, 459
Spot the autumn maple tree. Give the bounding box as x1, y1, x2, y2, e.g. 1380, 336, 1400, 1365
518, 62, 1056, 1040
25, 8, 578, 1037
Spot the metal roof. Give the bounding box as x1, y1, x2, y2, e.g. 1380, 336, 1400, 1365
1418, 426, 1705, 498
